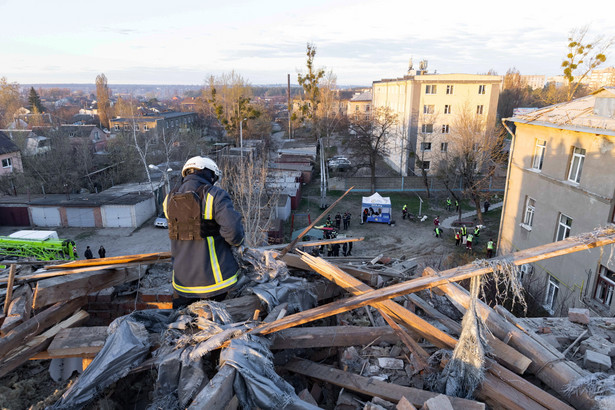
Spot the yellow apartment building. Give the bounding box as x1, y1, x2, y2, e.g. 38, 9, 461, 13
372, 71, 500, 176
498, 88, 615, 315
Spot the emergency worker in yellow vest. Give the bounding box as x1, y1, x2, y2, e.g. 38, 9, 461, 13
164, 156, 244, 309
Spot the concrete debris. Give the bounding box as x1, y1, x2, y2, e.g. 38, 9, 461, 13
583, 350, 612, 372
568, 308, 591, 325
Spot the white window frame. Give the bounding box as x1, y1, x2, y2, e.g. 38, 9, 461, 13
478, 84, 486, 94
425, 85, 437, 94
423, 105, 434, 114
444, 105, 451, 114
532, 139, 546, 170
476, 105, 484, 115
544, 278, 559, 314
594, 266, 615, 306
420, 142, 432, 151
522, 197, 535, 229
446, 85, 454, 95
567, 147, 585, 183
556, 213, 572, 241
421, 124, 433, 134
442, 124, 450, 134
143, 124, 148, 131
114, 125, 119, 131
1, 158, 12, 169
440, 142, 448, 152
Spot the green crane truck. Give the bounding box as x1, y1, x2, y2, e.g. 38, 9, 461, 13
0, 230, 77, 261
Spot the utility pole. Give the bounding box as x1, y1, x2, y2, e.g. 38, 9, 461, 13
287, 74, 292, 140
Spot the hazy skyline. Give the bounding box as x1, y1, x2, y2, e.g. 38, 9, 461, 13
1, 0, 614, 86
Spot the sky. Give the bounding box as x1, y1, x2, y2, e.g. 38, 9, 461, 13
1, 0, 614, 87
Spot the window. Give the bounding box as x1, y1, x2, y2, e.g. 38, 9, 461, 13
478, 84, 486, 94
476, 105, 484, 115
544, 278, 559, 313
532, 139, 546, 170
442, 124, 450, 134
420, 160, 430, 170
135, 124, 140, 131
523, 197, 536, 228
355, 106, 359, 111
444, 105, 451, 114
594, 266, 615, 306
423, 105, 434, 114
143, 125, 148, 131
420, 142, 432, 151
123, 124, 129, 130
440, 142, 448, 152
114, 125, 119, 131
556, 213, 572, 241
93, 131, 100, 141
567, 147, 586, 183
446, 85, 454, 94
421, 124, 433, 134
1, 158, 12, 169
425, 85, 437, 94
518, 264, 533, 281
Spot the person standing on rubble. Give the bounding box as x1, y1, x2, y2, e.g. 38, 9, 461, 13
164, 156, 244, 309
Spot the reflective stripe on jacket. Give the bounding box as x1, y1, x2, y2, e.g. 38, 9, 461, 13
164, 174, 244, 299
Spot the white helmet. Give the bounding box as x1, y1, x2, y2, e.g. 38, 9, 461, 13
182, 156, 222, 181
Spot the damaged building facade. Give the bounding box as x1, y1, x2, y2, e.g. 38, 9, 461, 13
498, 87, 615, 316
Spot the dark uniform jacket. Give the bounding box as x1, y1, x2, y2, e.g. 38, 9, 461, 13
164, 174, 244, 299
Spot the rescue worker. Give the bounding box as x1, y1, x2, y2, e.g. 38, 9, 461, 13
164, 156, 244, 309
455, 231, 461, 246
466, 233, 474, 251
335, 213, 342, 230
362, 208, 369, 224
433, 216, 440, 227
487, 239, 495, 258
455, 199, 459, 212
402, 204, 408, 219
434, 226, 442, 238
474, 226, 481, 237
460, 225, 467, 239
446, 197, 452, 211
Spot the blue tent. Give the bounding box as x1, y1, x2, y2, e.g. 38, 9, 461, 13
361, 192, 392, 224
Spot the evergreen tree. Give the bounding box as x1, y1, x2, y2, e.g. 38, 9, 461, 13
28, 87, 43, 113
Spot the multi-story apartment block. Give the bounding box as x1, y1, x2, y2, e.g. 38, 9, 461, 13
109, 112, 197, 136
587, 67, 615, 90
498, 87, 615, 316
347, 90, 372, 120
372, 71, 500, 176
520, 75, 546, 90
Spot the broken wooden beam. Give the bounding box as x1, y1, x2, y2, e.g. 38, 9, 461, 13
427, 274, 589, 409
0, 297, 86, 359
269, 326, 403, 350
2, 264, 16, 315
261, 236, 364, 250
0, 309, 89, 378
32, 267, 141, 310
283, 357, 485, 409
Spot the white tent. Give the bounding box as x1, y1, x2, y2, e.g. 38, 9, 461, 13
361, 192, 392, 224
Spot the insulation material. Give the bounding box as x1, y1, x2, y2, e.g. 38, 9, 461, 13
435, 276, 489, 399
563, 373, 615, 410
220, 334, 319, 410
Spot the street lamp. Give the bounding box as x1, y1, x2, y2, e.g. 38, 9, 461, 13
148, 164, 173, 195
239, 117, 247, 159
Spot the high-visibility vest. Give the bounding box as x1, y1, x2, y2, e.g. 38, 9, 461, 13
461, 226, 467, 235
467, 234, 473, 242
487, 241, 494, 249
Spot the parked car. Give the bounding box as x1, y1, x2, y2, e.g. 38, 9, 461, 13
154, 215, 168, 228
328, 157, 351, 171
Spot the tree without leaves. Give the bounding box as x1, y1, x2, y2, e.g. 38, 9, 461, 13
562, 26, 614, 101
496, 68, 533, 119
297, 43, 326, 133
435, 103, 504, 225
95, 73, 111, 129
0, 77, 21, 128
349, 107, 398, 193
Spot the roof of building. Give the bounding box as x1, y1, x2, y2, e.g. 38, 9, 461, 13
0, 131, 20, 155
351, 91, 372, 102
507, 87, 615, 137
110, 111, 196, 122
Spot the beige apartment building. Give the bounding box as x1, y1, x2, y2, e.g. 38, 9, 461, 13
372, 71, 500, 176
498, 87, 615, 316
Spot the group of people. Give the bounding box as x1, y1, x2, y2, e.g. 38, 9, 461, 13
432, 215, 495, 257
445, 197, 459, 212
83, 245, 106, 259
325, 212, 352, 231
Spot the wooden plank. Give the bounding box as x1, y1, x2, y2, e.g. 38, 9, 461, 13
269, 326, 403, 350
428, 275, 584, 410
1, 285, 32, 336
45, 252, 172, 270
2, 264, 16, 314
47, 326, 108, 357
283, 357, 485, 410
0, 310, 89, 378
0, 297, 86, 359
188, 364, 236, 410
261, 236, 364, 250
32, 267, 141, 310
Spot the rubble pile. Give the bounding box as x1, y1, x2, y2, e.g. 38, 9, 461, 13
1, 227, 615, 409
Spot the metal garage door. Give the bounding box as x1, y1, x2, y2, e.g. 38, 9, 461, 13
31, 207, 61, 227
66, 207, 96, 227
0, 206, 30, 226
102, 205, 133, 227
